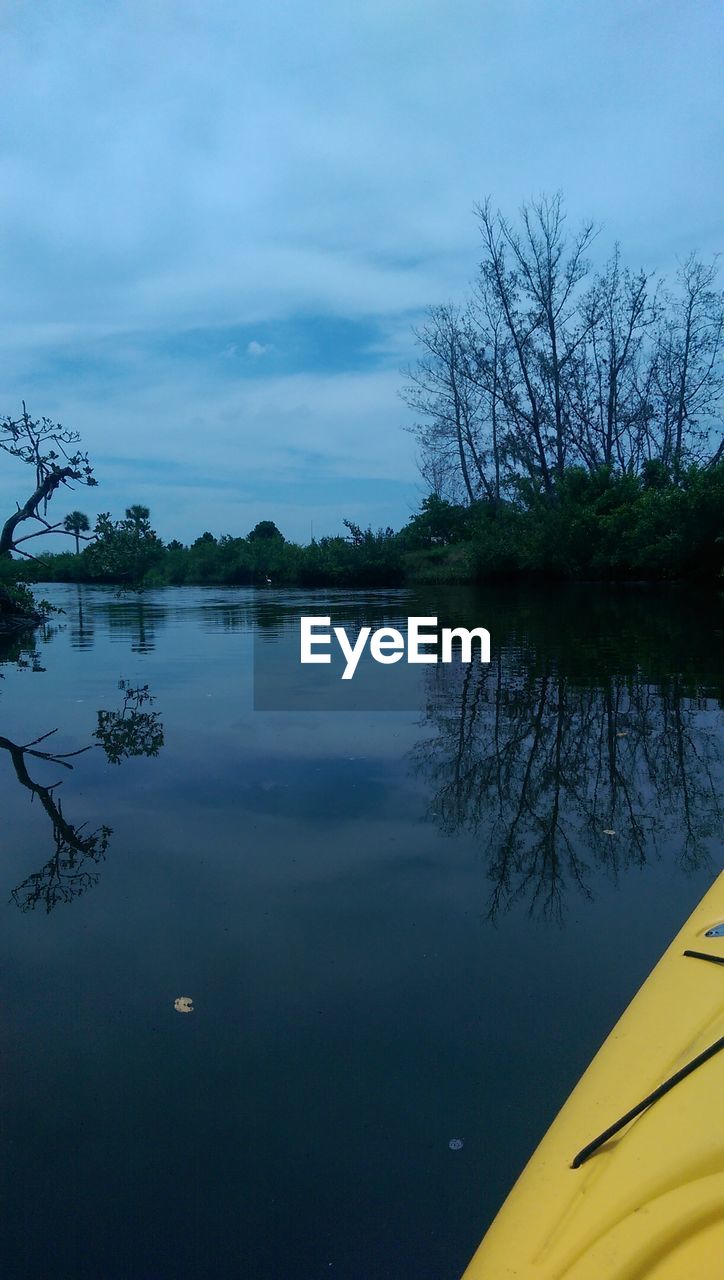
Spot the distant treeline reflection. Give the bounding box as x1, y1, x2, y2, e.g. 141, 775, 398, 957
414, 588, 722, 918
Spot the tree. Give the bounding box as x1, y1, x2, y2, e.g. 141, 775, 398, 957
401, 304, 493, 504
401, 495, 472, 547
474, 194, 597, 489
402, 195, 723, 502
0, 403, 96, 559
652, 256, 723, 479
63, 510, 90, 554
467, 281, 506, 501
570, 250, 656, 472
125, 504, 152, 536
248, 520, 284, 541
84, 508, 162, 584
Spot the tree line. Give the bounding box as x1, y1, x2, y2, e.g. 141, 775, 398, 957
8, 463, 723, 591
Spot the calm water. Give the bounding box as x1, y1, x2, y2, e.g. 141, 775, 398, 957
1, 583, 721, 1280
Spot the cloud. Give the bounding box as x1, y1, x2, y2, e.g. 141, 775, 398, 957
0, 344, 420, 542
0, 1, 720, 538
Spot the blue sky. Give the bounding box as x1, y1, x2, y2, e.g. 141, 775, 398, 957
0, 0, 721, 543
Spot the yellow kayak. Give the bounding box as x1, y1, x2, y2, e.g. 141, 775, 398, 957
462, 872, 724, 1279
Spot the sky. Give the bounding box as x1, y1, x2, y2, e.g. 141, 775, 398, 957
0, 0, 721, 545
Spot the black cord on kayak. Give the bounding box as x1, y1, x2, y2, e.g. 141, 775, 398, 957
683, 949, 724, 967
571, 1033, 724, 1169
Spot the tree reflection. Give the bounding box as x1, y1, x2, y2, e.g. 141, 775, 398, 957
0, 618, 55, 676
94, 681, 164, 763
4, 730, 110, 912
4, 682, 163, 912
69, 584, 94, 650
104, 595, 163, 653
414, 636, 721, 920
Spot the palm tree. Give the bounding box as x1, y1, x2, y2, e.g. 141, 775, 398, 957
125, 505, 151, 535
64, 510, 90, 554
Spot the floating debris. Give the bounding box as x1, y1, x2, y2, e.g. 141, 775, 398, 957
603, 829, 616, 837
449, 1138, 464, 1150
616, 731, 629, 738
174, 996, 194, 1013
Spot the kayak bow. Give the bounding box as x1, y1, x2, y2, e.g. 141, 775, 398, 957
462, 872, 724, 1279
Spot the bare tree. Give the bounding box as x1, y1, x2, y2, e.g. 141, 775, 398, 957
474, 194, 597, 489
0, 403, 97, 560
570, 249, 657, 471
651, 255, 723, 477
401, 304, 495, 504
466, 283, 506, 501
401, 197, 722, 502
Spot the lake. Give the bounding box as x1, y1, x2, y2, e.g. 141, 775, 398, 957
1, 582, 721, 1280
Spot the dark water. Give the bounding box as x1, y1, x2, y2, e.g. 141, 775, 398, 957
0, 583, 721, 1280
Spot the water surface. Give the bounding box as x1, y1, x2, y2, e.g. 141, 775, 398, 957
1, 583, 721, 1279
